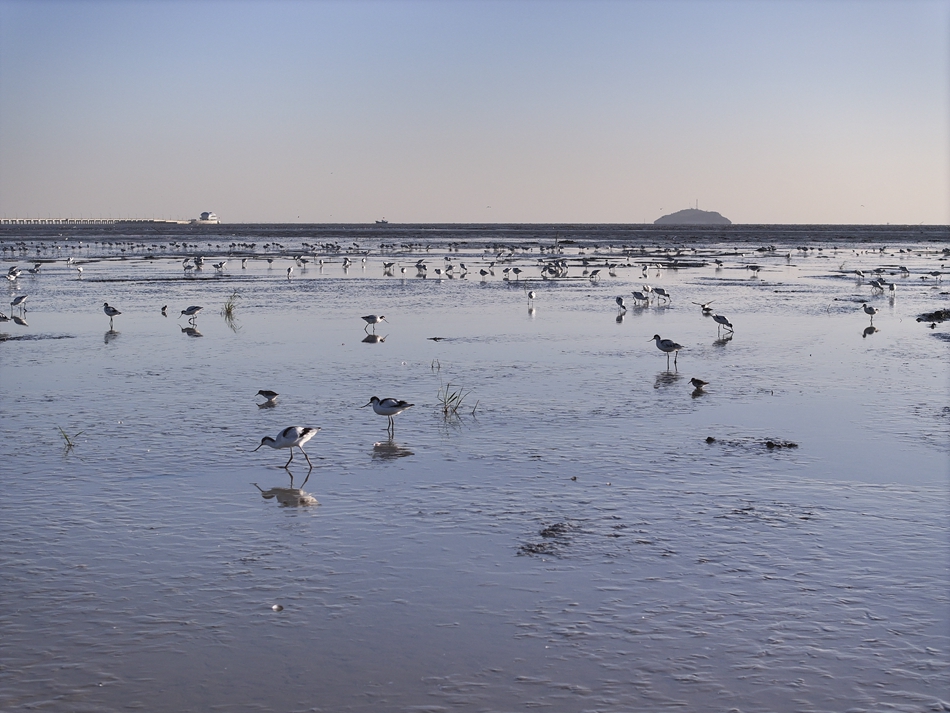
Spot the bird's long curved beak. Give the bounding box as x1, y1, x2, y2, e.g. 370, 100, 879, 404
251, 444, 263, 452
361, 401, 371, 408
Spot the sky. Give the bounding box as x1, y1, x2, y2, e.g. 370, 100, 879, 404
1, 0, 947, 225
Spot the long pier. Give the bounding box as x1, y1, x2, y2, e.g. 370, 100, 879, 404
0, 218, 192, 225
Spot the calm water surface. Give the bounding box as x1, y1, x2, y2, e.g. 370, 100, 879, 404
1, 226, 948, 711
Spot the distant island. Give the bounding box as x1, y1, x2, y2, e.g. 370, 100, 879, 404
654, 208, 731, 225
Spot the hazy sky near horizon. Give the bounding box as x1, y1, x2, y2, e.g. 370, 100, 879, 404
1, 0, 947, 225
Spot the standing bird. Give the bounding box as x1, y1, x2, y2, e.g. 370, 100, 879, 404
361, 314, 387, 331
10, 294, 27, 313
527, 290, 536, 303
257, 389, 279, 403
690, 377, 709, 391
653, 287, 671, 303
76, 266, 83, 277
615, 296, 627, 311
161, 305, 168, 316
861, 303, 878, 323
362, 396, 414, 436
103, 302, 121, 328
712, 314, 733, 334
252, 426, 320, 469
180, 305, 203, 321
651, 334, 684, 368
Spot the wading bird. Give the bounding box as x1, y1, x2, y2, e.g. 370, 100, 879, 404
252, 426, 320, 469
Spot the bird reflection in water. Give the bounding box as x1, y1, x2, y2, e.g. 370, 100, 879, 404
615, 312, 625, 324
362, 333, 387, 343
862, 325, 879, 338
181, 326, 203, 338
104, 329, 119, 344
252, 483, 319, 506
654, 370, 682, 389
713, 332, 733, 347
372, 439, 414, 461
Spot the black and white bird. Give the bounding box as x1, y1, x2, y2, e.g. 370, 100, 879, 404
103, 302, 121, 327
180, 305, 203, 321
362, 396, 414, 436
861, 303, 878, 322
257, 389, 279, 403
252, 426, 320, 469
712, 314, 733, 334
361, 315, 387, 331
651, 334, 684, 368
690, 377, 709, 391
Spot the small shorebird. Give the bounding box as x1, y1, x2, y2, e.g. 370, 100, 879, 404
653, 287, 671, 302
527, 290, 536, 303
257, 389, 279, 403
861, 303, 878, 322
103, 302, 121, 327
631, 291, 648, 304
180, 305, 203, 321
10, 294, 27, 312
712, 314, 733, 334
690, 377, 709, 390
252, 426, 320, 469
616, 296, 627, 311
242, 258, 248, 268
651, 334, 683, 368
363, 396, 414, 435
161, 305, 168, 316
286, 266, 293, 278
361, 314, 387, 331
692, 300, 714, 313
76, 266, 83, 276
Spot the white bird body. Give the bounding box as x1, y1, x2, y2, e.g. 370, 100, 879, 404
180, 305, 203, 319
861, 303, 878, 321
253, 426, 320, 469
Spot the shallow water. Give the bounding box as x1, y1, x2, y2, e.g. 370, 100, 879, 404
1, 226, 948, 711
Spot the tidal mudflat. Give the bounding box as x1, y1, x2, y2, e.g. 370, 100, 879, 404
1, 224, 948, 711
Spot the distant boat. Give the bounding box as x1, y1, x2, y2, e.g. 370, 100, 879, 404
375, 218, 389, 224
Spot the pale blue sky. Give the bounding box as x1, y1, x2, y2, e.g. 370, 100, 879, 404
1, 0, 947, 224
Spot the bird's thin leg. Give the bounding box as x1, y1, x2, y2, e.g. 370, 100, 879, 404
301, 448, 313, 469
285, 449, 294, 467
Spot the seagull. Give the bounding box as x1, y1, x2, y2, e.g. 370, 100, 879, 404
252, 426, 320, 469
651, 334, 683, 368
712, 314, 733, 334
361, 315, 386, 331
257, 389, 279, 403
690, 377, 709, 390
861, 303, 878, 322
362, 396, 414, 435
103, 302, 121, 327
